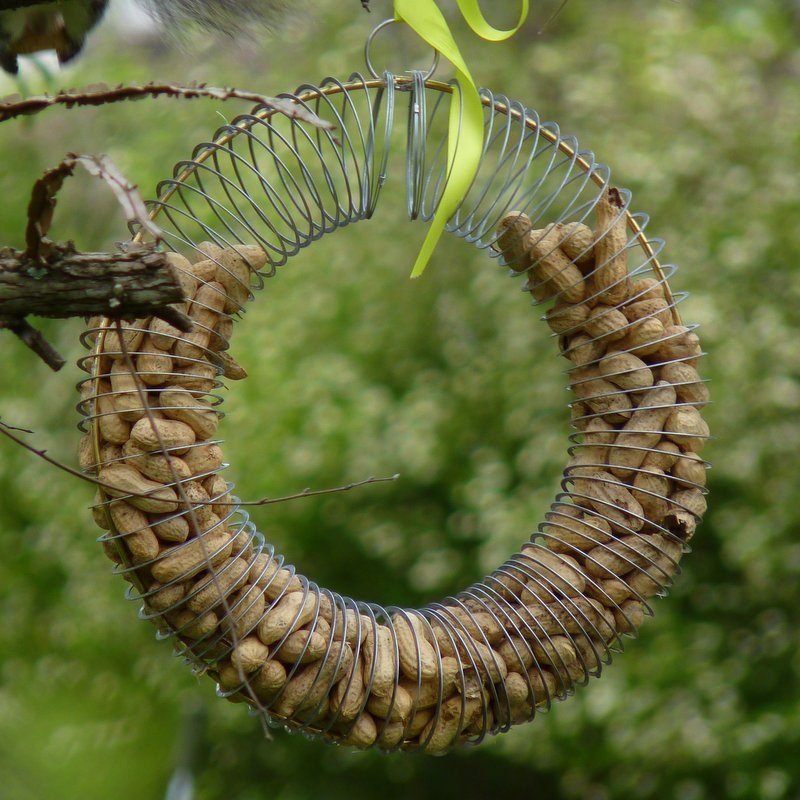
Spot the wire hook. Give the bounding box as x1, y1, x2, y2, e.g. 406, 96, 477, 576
364, 18, 440, 81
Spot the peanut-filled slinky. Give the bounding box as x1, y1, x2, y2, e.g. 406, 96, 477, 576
77, 74, 709, 754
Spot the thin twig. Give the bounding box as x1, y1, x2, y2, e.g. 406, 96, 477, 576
2, 152, 183, 370
538, 0, 571, 34
0, 318, 66, 370
0, 415, 398, 507
114, 320, 269, 730
25, 153, 162, 262
0, 415, 184, 499
231, 474, 400, 507
115, 320, 223, 606
0, 419, 33, 434
0, 82, 334, 131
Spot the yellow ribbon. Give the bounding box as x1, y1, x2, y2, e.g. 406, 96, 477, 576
392, 0, 528, 277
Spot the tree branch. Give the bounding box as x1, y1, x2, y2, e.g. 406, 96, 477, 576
228, 473, 400, 507
24, 152, 162, 261
0, 318, 66, 371
0, 242, 192, 371
0, 77, 342, 372
0, 416, 399, 510
0, 81, 334, 131
0, 151, 191, 371
0, 243, 187, 320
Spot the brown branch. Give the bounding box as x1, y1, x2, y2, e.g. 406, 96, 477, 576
0, 416, 399, 509
0, 151, 190, 371
152, 304, 193, 332
0, 78, 339, 370
0, 318, 65, 371
538, 0, 571, 34
0, 243, 187, 320
24, 153, 162, 261
0, 242, 191, 370
0, 81, 335, 131
230, 473, 400, 507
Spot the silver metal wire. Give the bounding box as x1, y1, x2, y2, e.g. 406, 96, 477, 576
364, 19, 441, 82
76, 67, 709, 754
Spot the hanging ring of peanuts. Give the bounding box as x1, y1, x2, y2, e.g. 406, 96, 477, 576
77, 75, 709, 754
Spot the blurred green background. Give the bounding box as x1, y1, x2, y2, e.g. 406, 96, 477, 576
1, 1, 799, 798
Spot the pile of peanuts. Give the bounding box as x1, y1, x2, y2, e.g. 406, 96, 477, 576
79, 188, 707, 754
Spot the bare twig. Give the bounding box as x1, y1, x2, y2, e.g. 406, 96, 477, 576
25, 153, 162, 262
0, 420, 33, 434
113, 320, 213, 600
0, 82, 335, 131
0, 416, 399, 508
538, 0, 571, 34
113, 320, 267, 711
0, 78, 338, 374
0, 78, 339, 372
0, 318, 66, 370
0, 415, 188, 500
231, 473, 400, 507
1, 152, 186, 370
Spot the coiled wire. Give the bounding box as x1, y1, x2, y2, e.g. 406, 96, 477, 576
76, 70, 709, 753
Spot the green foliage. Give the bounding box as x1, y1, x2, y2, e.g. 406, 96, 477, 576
1, 2, 798, 798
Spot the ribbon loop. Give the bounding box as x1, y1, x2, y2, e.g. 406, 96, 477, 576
391, 0, 528, 277
456, 0, 530, 41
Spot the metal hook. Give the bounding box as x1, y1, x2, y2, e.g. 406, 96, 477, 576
364, 18, 440, 81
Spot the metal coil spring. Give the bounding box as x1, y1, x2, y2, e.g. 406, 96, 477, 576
76, 71, 709, 753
